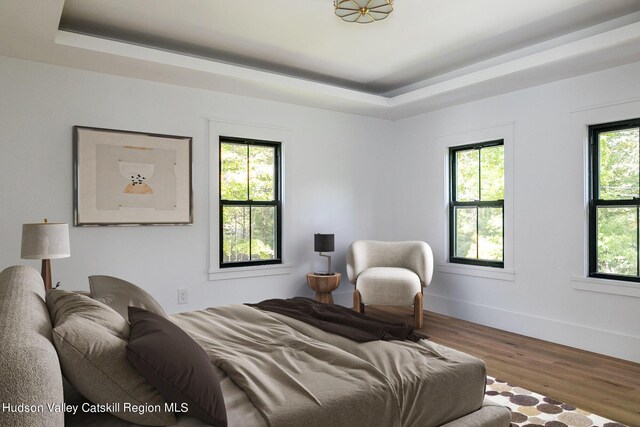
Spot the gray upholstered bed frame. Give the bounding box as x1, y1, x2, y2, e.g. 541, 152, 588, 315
0, 265, 511, 426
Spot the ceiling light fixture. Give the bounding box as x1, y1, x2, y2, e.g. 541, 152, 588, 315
334, 0, 393, 24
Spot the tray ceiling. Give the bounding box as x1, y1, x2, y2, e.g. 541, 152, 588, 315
1, 0, 640, 118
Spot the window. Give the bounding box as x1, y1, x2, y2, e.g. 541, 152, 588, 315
589, 118, 640, 282
449, 140, 504, 267
219, 137, 281, 268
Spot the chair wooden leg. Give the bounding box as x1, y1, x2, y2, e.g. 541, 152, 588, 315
413, 292, 423, 329
353, 289, 364, 313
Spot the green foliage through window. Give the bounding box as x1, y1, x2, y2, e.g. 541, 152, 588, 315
450, 141, 504, 267
590, 120, 640, 282
219, 138, 281, 267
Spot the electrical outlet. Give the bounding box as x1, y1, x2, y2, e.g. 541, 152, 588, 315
177, 288, 189, 305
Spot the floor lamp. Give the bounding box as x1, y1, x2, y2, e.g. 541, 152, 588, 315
21, 219, 70, 290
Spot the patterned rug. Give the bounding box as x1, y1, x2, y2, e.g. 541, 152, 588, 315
485, 377, 627, 427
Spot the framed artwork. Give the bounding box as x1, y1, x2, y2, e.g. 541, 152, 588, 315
74, 126, 193, 226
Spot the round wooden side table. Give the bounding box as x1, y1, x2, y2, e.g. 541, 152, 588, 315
306, 273, 341, 304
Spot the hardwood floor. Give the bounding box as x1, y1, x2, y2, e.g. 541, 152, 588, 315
366, 306, 640, 426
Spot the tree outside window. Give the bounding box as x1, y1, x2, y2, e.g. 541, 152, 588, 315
449, 141, 504, 268
589, 119, 640, 282
219, 137, 281, 267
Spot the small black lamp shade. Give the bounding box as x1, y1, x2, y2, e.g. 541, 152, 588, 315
314, 234, 334, 253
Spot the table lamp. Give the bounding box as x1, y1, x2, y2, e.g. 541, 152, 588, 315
314, 233, 335, 275
21, 219, 70, 290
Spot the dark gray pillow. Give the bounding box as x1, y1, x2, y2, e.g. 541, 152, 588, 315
89, 275, 166, 321
126, 307, 227, 427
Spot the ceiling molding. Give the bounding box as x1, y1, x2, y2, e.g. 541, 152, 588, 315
389, 20, 640, 107
55, 31, 391, 108
54, 19, 640, 118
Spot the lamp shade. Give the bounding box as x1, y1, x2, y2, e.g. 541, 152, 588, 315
21, 222, 70, 260
314, 234, 335, 253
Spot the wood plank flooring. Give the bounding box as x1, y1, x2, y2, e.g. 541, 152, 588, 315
366, 306, 640, 426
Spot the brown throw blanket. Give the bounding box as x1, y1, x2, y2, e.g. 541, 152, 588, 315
247, 297, 420, 342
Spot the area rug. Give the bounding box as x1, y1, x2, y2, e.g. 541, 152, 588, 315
485, 377, 627, 427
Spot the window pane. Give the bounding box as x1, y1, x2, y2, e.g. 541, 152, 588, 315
455, 207, 477, 258
220, 142, 248, 201
480, 145, 504, 201
599, 128, 639, 200
222, 206, 250, 262
249, 145, 275, 201
478, 207, 503, 261
596, 206, 637, 276
251, 206, 276, 260
456, 149, 479, 201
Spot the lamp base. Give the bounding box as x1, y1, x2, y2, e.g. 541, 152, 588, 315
318, 253, 333, 276
41, 259, 52, 290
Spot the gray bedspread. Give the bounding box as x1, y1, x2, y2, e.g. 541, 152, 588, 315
171, 304, 486, 427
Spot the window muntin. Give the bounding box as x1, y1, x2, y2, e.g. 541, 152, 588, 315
589, 119, 640, 282
449, 141, 504, 267
219, 137, 281, 268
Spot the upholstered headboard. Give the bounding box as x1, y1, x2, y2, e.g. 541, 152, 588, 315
0, 265, 64, 426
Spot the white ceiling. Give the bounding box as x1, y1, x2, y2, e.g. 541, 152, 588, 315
2, 0, 640, 119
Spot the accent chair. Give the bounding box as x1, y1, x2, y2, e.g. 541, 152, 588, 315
347, 240, 433, 328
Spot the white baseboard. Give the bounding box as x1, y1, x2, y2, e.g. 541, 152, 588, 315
332, 290, 639, 363
424, 293, 640, 364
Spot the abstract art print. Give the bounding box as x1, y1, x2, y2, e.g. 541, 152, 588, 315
74, 126, 193, 225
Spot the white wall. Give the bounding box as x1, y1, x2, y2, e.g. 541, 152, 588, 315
2, 54, 639, 363
390, 61, 640, 362
0, 56, 394, 313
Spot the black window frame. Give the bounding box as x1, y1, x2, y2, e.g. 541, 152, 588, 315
588, 118, 640, 283
219, 136, 282, 268
449, 140, 505, 268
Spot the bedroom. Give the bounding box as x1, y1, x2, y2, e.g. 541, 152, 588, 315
1, 1, 639, 426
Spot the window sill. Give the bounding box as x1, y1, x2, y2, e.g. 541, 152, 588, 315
437, 262, 515, 282
571, 276, 640, 299
209, 264, 293, 281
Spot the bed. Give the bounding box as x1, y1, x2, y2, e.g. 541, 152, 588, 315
0, 265, 511, 427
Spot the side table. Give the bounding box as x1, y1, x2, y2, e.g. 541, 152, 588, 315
306, 273, 341, 304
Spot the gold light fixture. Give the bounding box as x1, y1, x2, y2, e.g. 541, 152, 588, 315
334, 0, 393, 24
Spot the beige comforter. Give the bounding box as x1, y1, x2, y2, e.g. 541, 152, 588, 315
172, 305, 486, 427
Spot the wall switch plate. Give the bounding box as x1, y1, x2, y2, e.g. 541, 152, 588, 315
177, 288, 189, 304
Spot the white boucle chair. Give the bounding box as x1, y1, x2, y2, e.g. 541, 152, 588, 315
347, 240, 433, 329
